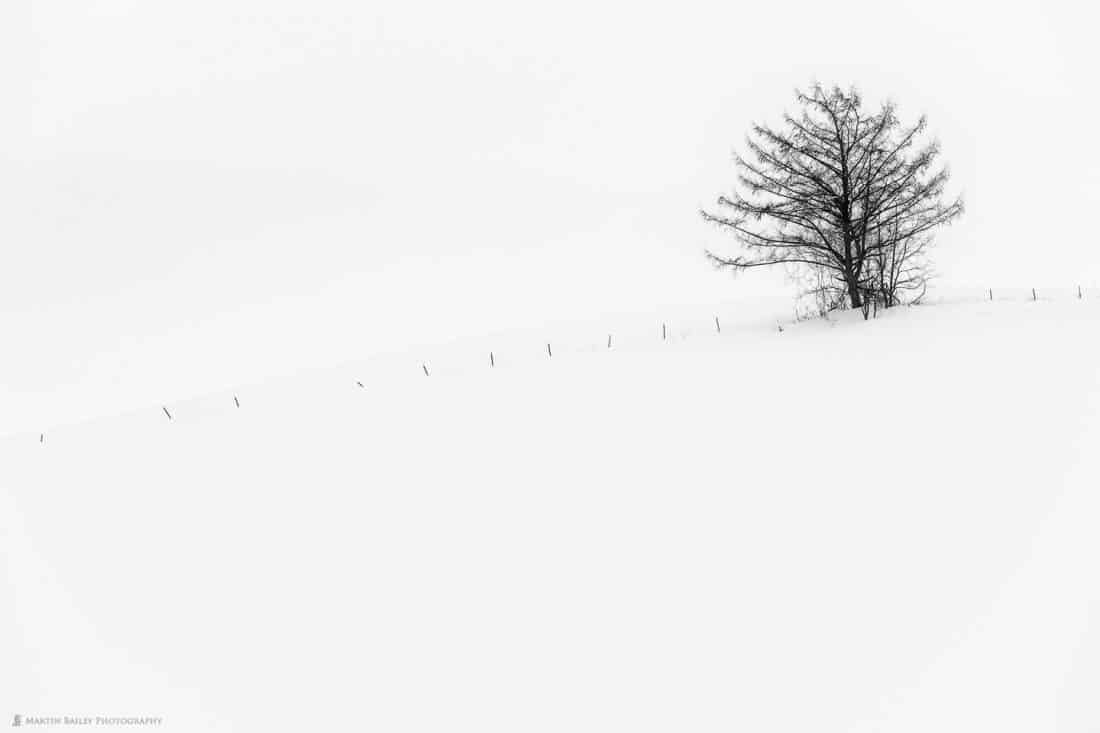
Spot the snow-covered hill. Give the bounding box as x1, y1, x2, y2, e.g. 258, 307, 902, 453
3, 296, 1099, 732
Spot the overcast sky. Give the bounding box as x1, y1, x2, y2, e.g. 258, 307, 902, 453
2, 0, 1097, 433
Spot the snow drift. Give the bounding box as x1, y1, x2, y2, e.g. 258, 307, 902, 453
3, 295, 1099, 732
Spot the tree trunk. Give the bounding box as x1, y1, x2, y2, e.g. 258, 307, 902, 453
846, 274, 863, 308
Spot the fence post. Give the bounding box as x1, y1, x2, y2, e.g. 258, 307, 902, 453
162, 406, 172, 421
715, 316, 720, 333
1032, 288, 1037, 301
662, 323, 666, 341
607, 334, 612, 349
547, 343, 552, 359
422, 364, 430, 376
490, 352, 494, 368
234, 395, 240, 407
989, 288, 993, 301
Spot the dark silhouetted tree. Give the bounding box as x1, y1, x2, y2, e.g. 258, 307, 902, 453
702, 83, 963, 312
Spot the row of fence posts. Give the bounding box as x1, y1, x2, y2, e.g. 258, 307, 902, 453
34, 287, 1091, 440
28, 308, 772, 442
366, 314, 746, 387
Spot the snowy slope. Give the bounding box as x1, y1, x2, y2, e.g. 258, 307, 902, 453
3, 296, 1100, 732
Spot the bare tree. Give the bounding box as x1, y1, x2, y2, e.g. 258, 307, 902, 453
702, 83, 963, 311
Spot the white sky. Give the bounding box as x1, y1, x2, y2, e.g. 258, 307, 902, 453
1, 0, 1097, 433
